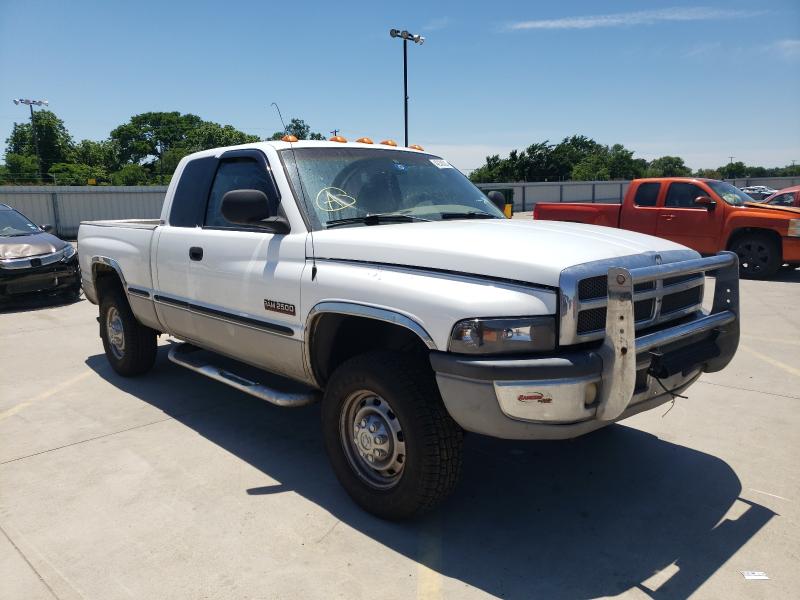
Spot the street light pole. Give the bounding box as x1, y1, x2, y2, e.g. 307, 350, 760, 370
13, 98, 48, 182
390, 29, 424, 147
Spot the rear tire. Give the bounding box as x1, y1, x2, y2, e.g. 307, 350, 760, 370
99, 289, 157, 376
731, 233, 781, 279
322, 351, 463, 520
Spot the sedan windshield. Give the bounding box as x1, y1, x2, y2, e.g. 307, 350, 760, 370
0, 208, 41, 237
706, 181, 753, 207
280, 147, 504, 229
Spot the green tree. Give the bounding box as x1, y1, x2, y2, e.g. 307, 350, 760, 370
270, 118, 324, 140
571, 152, 611, 181
646, 156, 692, 177
48, 162, 108, 185
111, 164, 150, 186
4, 110, 74, 175
2, 153, 40, 183
110, 112, 204, 166
70, 139, 121, 172
718, 161, 747, 179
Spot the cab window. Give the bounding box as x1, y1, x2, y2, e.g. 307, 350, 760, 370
633, 182, 660, 207
205, 158, 277, 228
768, 192, 795, 207
665, 183, 707, 209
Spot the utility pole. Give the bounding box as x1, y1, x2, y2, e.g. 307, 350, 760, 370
389, 29, 425, 147
728, 155, 735, 179
330, 129, 339, 137
13, 98, 48, 182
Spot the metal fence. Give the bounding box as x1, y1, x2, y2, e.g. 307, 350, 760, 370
2, 175, 799, 237
0, 186, 168, 238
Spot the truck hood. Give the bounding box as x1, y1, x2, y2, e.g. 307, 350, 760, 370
0, 232, 68, 260
743, 202, 800, 216
310, 219, 692, 288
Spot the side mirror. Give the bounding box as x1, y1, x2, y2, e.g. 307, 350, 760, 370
486, 190, 505, 211
41, 224, 54, 233
694, 196, 716, 210
221, 189, 289, 234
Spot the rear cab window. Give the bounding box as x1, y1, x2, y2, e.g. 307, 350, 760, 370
633, 182, 661, 207
169, 157, 219, 227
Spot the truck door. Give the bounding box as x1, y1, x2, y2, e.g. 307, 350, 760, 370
179, 149, 307, 381
619, 181, 661, 236
655, 181, 722, 254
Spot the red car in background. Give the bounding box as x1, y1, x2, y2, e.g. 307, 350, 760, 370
761, 185, 800, 208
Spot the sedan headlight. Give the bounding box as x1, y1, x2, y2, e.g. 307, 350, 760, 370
449, 317, 556, 355
789, 219, 800, 238
61, 244, 76, 260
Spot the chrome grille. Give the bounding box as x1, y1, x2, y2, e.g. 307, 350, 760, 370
559, 250, 706, 345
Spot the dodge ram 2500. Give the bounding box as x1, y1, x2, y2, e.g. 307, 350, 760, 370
534, 177, 800, 279
78, 140, 741, 519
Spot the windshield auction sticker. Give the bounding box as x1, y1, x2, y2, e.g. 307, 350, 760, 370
315, 187, 357, 212
429, 159, 453, 169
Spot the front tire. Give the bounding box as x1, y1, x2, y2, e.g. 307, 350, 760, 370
322, 351, 463, 520
99, 289, 157, 376
731, 233, 781, 279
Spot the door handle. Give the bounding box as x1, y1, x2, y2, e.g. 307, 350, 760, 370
661, 214, 675, 219
189, 247, 204, 261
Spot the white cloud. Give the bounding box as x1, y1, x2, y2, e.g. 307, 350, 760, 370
508, 7, 762, 31
769, 39, 800, 59
422, 17, 450, 32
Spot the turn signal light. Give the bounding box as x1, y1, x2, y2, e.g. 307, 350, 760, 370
379, 139, 397, 146
281, 135, 298, 142
330, 135, 348, 143
355, 137, 374, 144
408, 144, 424, 151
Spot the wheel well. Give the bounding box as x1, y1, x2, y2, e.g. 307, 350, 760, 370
93, 264, 125, 303
309, 314, 432, 385
726, 227, 782, 252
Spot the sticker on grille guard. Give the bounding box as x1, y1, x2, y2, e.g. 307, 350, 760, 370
517, 392, 553, 404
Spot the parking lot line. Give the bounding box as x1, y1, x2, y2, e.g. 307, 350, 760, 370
0, 402, 31, 422
739, 345, 800, 378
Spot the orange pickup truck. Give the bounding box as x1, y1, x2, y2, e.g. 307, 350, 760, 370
534, 177, 800, 278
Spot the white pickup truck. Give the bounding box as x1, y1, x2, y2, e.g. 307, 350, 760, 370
78, 139, 740, 519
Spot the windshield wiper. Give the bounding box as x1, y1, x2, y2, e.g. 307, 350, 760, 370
325, 213, 431, 229
439, 211, 499, 220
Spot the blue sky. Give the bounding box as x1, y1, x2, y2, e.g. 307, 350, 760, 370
1, 0, 798, 172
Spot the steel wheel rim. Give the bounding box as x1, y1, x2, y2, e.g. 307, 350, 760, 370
340, 390, 406, 490
736, 241, 769, 274
106, 306, 125, 359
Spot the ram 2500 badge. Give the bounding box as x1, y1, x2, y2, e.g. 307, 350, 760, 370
78, 138, 740, 519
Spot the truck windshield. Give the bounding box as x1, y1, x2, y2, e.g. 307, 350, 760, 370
280, 147, 504, 229
0, 208, 41, 237
706, 181, 753, 207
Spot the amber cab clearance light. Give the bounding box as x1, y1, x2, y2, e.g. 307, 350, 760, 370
379, 139, 398, 147
329, 135, 348, 143
281, 135, 298, 142
408, 144, 424, 151
355, 137, 374, 144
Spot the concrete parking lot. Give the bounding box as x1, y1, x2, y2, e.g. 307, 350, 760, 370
1, 270, 799, 600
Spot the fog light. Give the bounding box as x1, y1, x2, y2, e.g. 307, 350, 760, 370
584, 383, 598, 406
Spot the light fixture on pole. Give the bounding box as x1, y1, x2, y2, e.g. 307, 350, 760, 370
12, 98, 49, 181
389, 29, 424, 147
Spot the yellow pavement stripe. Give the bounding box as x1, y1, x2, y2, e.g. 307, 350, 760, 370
0, 371, 93, 422
742, 334, 800, 347
740, 345, 800, 378
0, 403, 31, 422
417, 522, 442, 599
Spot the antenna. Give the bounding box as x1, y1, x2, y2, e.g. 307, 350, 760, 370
271, 102, 288, 133
271, 101, 319, 280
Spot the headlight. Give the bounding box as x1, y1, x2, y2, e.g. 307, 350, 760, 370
449, 317, 556, 355
789, 219, 800, 238
61, 244, 76, 260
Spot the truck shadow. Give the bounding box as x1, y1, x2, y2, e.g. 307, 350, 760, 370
86, 350, 774, 599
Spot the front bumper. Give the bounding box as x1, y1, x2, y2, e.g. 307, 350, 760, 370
431, 252, 740, 440
0, 256, 81, 299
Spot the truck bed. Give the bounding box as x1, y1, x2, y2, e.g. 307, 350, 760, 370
533, 202, 622, 227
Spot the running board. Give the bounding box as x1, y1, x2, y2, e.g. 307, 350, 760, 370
167, 343, 319, 407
